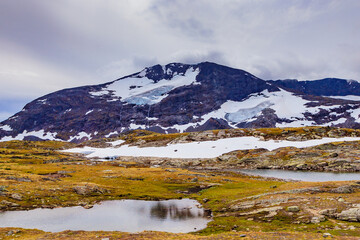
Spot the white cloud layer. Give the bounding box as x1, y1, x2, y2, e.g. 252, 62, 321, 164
0, 0, 360, 120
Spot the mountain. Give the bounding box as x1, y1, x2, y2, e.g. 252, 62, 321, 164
269, 78, 360, 96
1, 62, 360, 142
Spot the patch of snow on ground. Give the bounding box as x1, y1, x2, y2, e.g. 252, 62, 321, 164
276, 120, 315, 128
0, 125, 12, 131
159, 122, 201, 132
107, 140, 125, 146
63, 136, 360, 159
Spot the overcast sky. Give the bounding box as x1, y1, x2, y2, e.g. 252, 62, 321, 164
0, 0, 359, 121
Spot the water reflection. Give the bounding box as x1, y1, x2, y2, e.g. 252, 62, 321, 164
0, 199, 210, 233
150, 202, 203, 220
237, 169, 360, 182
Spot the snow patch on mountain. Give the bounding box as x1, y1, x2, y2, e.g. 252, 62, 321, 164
328, 95, 360, 101
225, 101, 274, 123
89, 90, 110, 97
37, 99, 48, 104
68, 131, 92, 142
205, 90, 310, 123
90, 67, 200, 105
105, 131, 119, 138
350, 108, 360, 123
85, 110, 94, 115
0, 130, 60, 142
0, 125, 12, 131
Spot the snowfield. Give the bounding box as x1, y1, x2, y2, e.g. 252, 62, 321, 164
90, 68, 200, 106
63, 136, 360, 159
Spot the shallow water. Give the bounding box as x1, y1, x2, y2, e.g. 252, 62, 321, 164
0, 199, 210, 233
237, 169, 360, 182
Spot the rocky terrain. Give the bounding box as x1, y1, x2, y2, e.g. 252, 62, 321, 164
84, 127, 360, 173
0, 127, 360, 239
0, 137, 359, 239
2, 62, 360, 142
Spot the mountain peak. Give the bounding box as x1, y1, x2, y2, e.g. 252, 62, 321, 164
1, 62, 360, 142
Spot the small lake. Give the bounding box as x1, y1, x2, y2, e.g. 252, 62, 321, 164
0, 199, 210, 233
237, 169, 360, 182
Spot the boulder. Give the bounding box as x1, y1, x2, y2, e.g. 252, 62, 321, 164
319, 208, 337, 217
331, 185, 354, 194
10, 193, 23, 201
337, 208, 360, 222
73, 184, 107, 196
287, 206, 300, 212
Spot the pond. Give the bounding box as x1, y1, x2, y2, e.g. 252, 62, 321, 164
237, 169, 360, 182
0, 199, 211, 233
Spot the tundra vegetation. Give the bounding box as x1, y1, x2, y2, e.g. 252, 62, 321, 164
0, 127, 360, 239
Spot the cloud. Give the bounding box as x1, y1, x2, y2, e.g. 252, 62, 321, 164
150, 0, 216, 40
1, 0, 360, 119
0, 39, 95, 100
96, 56, 158, 81
167, 50, 229, 66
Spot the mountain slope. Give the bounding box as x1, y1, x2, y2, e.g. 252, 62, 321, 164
270, 78, 360, 96
1, 62, 360, 142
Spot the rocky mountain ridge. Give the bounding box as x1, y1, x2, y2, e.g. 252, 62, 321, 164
1, 62, 360, 142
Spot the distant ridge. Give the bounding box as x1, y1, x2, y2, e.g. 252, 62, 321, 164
1, 62, 360, 142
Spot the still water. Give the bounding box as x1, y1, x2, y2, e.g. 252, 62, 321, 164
238, 169, 360, 182
0, 199, 210, 233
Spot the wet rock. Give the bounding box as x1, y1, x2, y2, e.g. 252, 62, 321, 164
73, 184, 107, 196
337, 208, 360, 222
287, 206, 300, 212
